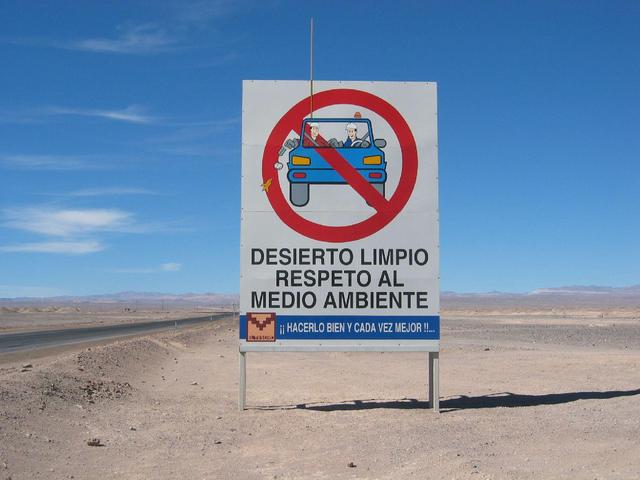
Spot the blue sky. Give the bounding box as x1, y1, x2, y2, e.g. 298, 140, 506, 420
1, 0, 638, 297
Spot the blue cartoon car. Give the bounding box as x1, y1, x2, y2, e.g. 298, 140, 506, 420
287, 117, 387, 207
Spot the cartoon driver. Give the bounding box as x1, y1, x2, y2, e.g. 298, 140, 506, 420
344, 122, 361, 147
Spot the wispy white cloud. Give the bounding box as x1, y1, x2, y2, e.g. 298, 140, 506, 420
0, 154, 102, 171
0, 104, 159, 125
2, 207, 133, 237
65, 187, 158, 197
143, 116, 239, 158
0, 285, 66, 298
7, 1, 251, 56
0, 153, 152, 172
0, 206, 190, 255
64, 24, 177, 55
160, 262, 182, 271
0, 240, 104, 255
107, 262, 183, 274
45, 104, 157, 124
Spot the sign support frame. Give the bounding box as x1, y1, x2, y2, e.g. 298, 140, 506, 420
238, 350, 439, 412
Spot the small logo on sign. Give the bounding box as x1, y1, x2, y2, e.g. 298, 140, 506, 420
247, 312, 276, 342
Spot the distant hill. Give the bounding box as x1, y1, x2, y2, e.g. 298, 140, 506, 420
442, 285, 640, 309
529, 285, 640, 296
1, 285, 639, 309
0, 291, 239, 309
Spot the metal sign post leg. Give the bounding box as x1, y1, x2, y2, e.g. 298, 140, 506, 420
239, 352, 246, 411
429, 352, 440, 412
428, 352, 434, 408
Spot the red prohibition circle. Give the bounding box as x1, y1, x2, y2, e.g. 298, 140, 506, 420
262, 88, 418, 243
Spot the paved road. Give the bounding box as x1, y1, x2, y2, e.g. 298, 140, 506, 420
0, 314, 228, 354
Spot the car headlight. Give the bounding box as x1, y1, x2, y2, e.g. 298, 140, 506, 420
291, 155, 311, 165
363, 155, 382, 165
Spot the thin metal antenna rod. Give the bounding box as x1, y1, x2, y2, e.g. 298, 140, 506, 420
310, 17, 314, 118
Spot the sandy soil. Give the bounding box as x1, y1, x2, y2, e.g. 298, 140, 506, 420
0, 311, 639, 479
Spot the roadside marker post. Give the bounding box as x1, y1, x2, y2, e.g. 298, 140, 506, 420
239, 81, 440, 412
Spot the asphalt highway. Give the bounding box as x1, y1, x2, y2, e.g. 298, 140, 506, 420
0, 314, 228, 354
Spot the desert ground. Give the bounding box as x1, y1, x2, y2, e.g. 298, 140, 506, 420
0, 308, 639, 479
0, 307, 226, 332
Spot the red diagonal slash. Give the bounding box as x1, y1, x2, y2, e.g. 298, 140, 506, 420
293, 127, 388, 212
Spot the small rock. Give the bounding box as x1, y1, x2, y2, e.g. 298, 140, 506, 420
86, 438, 103, 447
129, 426, 137, 431
22, 363, 33, 369
191, 381, 198, 386
214, 440, 222, 445
347, 462, 357, 468
484, 348, 490, 351
78, 367, 84, 371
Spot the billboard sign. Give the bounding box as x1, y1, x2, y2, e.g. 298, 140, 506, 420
240, 81, 439, 352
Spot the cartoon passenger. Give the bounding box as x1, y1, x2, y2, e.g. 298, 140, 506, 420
309, 122, 320, 142
344, 122, 361, 147
303, 122, 329, 147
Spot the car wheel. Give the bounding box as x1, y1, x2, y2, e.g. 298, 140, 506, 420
290, 183, 309, 207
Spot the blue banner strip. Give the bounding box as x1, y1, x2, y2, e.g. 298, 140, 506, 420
240, 315, 439, 340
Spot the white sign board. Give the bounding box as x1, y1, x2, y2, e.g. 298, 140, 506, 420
240, 80, 439, 352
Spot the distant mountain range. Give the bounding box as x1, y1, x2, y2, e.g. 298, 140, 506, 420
0, 291, 238, 308
528, 285, 640, 296
442, 285, 640, 308
1, 285, 638, 309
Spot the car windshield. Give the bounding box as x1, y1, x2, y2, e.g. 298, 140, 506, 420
302, 120, 372, 148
